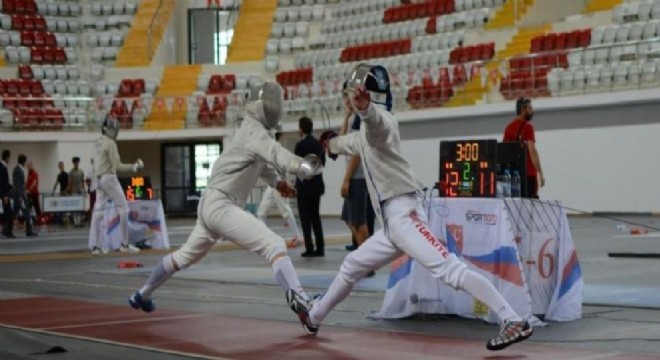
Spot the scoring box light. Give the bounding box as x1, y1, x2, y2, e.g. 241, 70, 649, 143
120, 176, 154, 201
439, 140, 498, 198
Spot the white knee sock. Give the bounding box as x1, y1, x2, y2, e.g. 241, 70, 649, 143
309, 274, 353, 326
286, 214, 302, 239
272, 256, 309, 301
139, 255, 177, 299
460, 270, 522, 323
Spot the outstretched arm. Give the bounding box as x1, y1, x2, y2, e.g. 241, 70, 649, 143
352, 86, 393, 147
109, 141, 142, 173
247, 124, 320, 180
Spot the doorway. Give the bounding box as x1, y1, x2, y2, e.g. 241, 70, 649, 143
161, 142, 222, 215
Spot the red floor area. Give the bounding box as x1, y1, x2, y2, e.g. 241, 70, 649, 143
0, 297, 658, 360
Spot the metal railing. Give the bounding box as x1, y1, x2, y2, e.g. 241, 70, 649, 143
147, 0, 166, 61
0, 91, 249, 132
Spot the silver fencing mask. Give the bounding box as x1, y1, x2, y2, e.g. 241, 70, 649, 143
102, 117, 120, 140
346, 63, 393, 111
248, 81, 284, 130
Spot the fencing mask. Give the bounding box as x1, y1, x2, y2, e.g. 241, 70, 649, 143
102, 117, 120, 140
345, 63, 392, 112
248, 81, 284, 130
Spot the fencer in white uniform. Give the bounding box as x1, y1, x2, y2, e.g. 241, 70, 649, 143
257, 184, 303, 246
89, 117, 143, 255
129, 82, 322, 327
256, 132, 303, 247
287, 64, 533, 351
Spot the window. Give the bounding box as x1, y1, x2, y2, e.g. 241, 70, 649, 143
189, 8, 238, 65
194, 144, 221, 191
214, 28, 234, 65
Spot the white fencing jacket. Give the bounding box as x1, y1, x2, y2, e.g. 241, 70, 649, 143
329, 103, 423, 225
94, 135, 134, 177
207, 109, 303, 208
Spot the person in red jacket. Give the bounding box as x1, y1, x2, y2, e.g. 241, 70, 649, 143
503, 98, 545, 198
26, 160, 42, 218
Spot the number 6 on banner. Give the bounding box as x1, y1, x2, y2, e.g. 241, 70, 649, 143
537, 238, 555, 279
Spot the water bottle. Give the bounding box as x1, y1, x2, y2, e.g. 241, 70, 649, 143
511, 170, 521, 197
503, 169, 512, 197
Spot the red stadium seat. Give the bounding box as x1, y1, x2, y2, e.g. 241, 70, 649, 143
542, 34, 556, 52
54, 47, 66, 63
133, 78, 145, 95
18, 64, 32, 79
34, 16, 45, 31
530, 36, 544, 53
555, 33, 568, 50
23, 15, 35, 30
118, 79, 133, 97
579, 29, 591, 48
45, 32, 56, 47
567, 30, 581, 49
42, 47, 54, 63
30, 47, 43, 63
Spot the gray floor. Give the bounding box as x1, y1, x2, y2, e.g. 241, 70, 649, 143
2, 216, 660, 358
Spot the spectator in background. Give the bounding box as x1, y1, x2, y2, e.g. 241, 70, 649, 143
503, 98, 545, 198
67, 157, 86, 227
295, 116, 326, 257
12, 154, 37, 237
86, 158, 97, 224
26, 160, 41, 218
1, 150, 14, 238
256, 131, 303, 248
52, 161, 69, 196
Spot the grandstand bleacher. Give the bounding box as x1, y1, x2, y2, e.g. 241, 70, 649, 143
0, 0, 657, 132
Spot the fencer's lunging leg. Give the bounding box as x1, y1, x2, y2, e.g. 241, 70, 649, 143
309, 230, 399, 325
386, 195, 523, 324
202, 190, 310, 300
460, 271, 522, 322
139, 254, 178, 299
90, 185, 109, 250
139, 223, 216, 299
272, 254, 307, 300
98, 175, 131, 245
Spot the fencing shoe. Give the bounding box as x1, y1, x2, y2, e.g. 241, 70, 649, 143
129, 291, 155, 313
486, 320, 533, 351
120, 243, 140, 254
286, 289, 318, 335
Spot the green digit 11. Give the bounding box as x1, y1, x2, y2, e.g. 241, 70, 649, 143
463, 162, 471, 180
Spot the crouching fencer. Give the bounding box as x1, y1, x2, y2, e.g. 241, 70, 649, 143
89, 117, 143, 255
129, 82, 322, 328
287, 64, 533, 351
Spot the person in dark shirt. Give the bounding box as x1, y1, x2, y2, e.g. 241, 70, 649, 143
1, 150, 14, 238
52, 161, 69, 195
294, 117, 326, 257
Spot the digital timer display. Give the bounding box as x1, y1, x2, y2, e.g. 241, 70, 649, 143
439, 140, 498, 198
119, 176, 154, 201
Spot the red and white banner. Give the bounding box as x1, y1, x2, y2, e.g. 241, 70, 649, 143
380, 198, 582, 323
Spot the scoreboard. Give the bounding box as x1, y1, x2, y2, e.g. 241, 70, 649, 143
439, 139, 527, 198
119, 176, 154, 201
439, 140, 498, 197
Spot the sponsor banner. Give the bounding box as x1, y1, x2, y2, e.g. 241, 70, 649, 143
381, 198, 582, 323
43, 196, 85, 212
88, 199, 170, 251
